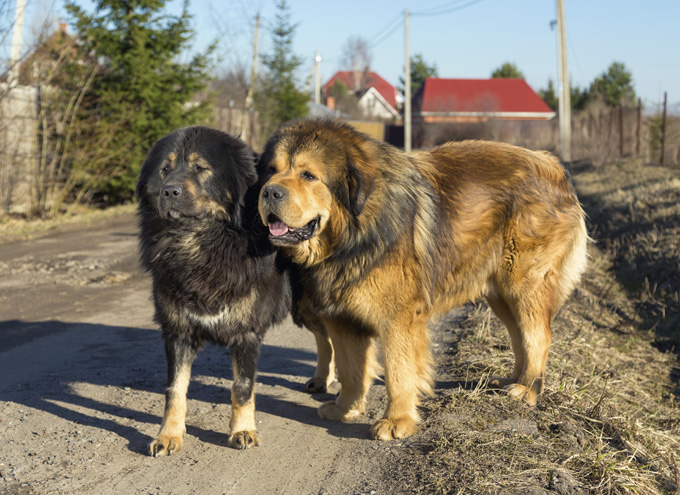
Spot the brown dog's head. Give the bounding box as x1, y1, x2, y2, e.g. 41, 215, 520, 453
258, 119, 374, 265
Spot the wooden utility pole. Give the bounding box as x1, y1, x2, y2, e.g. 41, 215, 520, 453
241, 13, 260, 144
314, 51, 321, 104
404, 8, 412, 152
7, 0, 27, 88
556, 0, 571, 162
660, 91, 667, 165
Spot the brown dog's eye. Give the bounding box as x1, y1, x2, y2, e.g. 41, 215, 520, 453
195, 165, 205, 173
268, 166, 276, 176
301, 171, 317, 181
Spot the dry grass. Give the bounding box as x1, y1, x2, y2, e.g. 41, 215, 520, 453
379, 158, 680, 495
0, 203, 136, 244
572, 159, 680, 348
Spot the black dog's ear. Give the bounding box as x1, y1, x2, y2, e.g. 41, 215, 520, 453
239, 148, 259, 191
345, 154, 373, 217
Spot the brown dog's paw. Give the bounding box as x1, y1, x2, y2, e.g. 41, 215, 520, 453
228, 430, 260, 450
489, 376, 517, 389
305, 377, 328, 393
149, 434, 183, 457
504, 383, 539, 406
371, 417, 419, 441
318, 401, 361, 422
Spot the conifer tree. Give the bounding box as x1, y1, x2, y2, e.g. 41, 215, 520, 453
253, 0, 308, 137
590, 61, 636, 107
491, 62, 525, 79
64, 0, 214, 203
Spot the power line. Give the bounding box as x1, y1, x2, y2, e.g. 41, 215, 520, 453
368, 0, 485, 49
321, 13, 403, 66
367, 18, 403, 49
412, 0, 484, 17
367, 12, 403, 44
314, 0, 486, 73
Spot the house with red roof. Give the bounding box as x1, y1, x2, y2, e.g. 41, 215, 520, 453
413, 78, 555, 123
323, 70, 401, 121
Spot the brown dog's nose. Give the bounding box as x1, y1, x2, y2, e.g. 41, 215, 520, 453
262, 184, 286, 202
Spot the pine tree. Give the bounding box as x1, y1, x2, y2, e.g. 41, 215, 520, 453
491, 62, 525, 79
64, 0, 214, 203
399, 54, 438, 98
590, 61, 636, 107
253, 0, 308, 137
539, 79, 558, 111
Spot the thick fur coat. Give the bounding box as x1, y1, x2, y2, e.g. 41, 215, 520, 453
258, 118, 588, 440
137, 126, 291, 454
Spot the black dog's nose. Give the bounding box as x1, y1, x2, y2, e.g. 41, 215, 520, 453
162, 184, 182, 198
262, 184, 286, 202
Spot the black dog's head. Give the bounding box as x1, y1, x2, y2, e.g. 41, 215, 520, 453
136, 126, 257, 225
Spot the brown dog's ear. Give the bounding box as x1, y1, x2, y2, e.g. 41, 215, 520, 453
345, 154, 373, 217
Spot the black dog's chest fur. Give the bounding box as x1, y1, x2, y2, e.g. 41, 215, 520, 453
141, 218, 290, 347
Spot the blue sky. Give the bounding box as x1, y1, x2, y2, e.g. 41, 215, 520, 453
8, 0, 680, 110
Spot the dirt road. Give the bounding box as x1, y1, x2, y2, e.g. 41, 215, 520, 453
0, 213, 397, 495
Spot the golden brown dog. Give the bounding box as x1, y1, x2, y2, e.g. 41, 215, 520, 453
258, 118, 588, 441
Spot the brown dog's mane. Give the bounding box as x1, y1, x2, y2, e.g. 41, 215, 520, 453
290, 121, 441, 310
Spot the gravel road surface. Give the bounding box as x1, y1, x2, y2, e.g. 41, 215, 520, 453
0, 213, 395, 495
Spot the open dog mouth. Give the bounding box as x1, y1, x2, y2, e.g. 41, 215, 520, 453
267, 215, 320, 244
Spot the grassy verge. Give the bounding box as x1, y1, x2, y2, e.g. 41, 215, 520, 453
572, 159, 680, 350
0, 204, 137, 244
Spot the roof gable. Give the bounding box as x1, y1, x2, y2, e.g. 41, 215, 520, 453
323, 70, 398, 109
358, 87, 401, 119
416, 78, 554, 117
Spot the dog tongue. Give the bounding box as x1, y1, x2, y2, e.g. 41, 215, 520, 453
269, 220, 290, 236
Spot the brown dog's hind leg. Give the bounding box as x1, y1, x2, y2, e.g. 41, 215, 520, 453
486, 288, 524, 389
491, 272, 556, 406
317, 319, 378, 423
305, 323, 336, 393
504, 309, 552, 406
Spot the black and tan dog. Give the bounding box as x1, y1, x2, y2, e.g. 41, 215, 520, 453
258, 118, 588, 441
137, 126, 291, 455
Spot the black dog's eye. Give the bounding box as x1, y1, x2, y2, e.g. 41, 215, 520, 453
301, 171, 317, 181
195, 165, 206, 173
161, 165, 170, 173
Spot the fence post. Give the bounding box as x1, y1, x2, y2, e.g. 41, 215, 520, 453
660, 91, 667, 165
619, 103, 624, 157
636, 98, 641, 156
607, 108, 616, 160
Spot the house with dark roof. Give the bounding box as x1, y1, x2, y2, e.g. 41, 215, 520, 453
323, 70, 401, 121
413, 78, 555, 123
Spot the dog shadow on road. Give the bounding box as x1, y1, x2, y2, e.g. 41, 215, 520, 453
0, 319, 366, 455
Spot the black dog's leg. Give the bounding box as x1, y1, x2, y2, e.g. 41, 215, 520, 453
149, 334, 199, 457
227, 334, 262, 450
